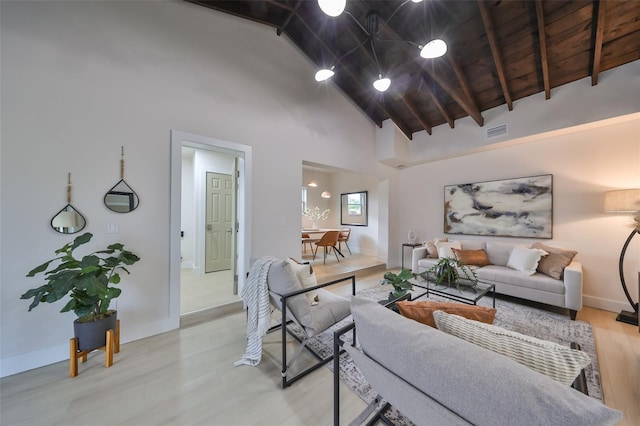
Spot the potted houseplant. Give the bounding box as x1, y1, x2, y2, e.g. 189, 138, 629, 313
379, 269, 414, 300
423, 257, 478, 289
21, 232, 140, 351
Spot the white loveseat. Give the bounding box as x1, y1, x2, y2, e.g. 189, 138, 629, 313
411, 239, 583, 319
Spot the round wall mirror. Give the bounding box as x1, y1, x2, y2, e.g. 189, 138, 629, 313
104, 179, 139, 213
51, 204, 86, 234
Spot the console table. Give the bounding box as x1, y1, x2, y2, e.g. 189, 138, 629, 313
401, 242, 422, 270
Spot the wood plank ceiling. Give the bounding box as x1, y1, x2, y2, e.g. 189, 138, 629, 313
186, 0, 640, 139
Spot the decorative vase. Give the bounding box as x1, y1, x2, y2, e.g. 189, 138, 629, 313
312, 221, 319, 230
73, 311, 117, 352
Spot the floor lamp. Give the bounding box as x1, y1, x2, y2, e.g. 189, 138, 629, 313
604, 189, 640, 326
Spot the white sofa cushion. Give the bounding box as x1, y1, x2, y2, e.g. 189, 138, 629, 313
485, 241, 519, 266
476, 265, 565, 294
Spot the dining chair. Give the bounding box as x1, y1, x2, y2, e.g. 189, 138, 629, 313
338, 228, 352, 255
313, 230, 340, 264
301, 232, 317, 253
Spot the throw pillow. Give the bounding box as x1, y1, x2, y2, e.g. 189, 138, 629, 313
506, 246, 548, 275
451, 248, 491, 266
425, 237, 448, 258
532, 243, 578, 280
433, 310, 592, 386
435, 240, 462, 259
286, 258, 319, 305
396, 300, 496, 328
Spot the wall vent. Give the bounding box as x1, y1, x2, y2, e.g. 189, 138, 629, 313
486, 124, 508, 139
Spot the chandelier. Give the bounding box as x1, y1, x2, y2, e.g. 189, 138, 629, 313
315, 0, 447, 92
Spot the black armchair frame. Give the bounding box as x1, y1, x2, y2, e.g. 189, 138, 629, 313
273, 274, 356, 388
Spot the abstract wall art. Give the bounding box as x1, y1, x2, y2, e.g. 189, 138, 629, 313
444, 174, 553, 238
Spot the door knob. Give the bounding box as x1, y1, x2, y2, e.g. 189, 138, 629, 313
207, 224, 212, 231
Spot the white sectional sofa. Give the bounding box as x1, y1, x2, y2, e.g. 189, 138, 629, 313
411, 238, 583, 319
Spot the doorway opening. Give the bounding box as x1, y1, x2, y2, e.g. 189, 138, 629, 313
170, 130, 252, 328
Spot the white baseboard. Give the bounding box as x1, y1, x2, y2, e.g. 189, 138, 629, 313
582, 295, 630, 313
1, 318, 178, 378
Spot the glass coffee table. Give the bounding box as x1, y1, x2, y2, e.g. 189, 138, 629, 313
410, 272, 496, 308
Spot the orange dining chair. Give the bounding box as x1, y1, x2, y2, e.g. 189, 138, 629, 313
313, 230, 340, 264
338, 228, 352, 255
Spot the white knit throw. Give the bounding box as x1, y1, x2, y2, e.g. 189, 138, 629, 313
234, 256, 276, 367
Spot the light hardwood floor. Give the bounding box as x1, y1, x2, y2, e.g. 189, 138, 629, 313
1, 262, 638, 425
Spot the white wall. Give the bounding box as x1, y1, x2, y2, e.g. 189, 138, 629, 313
0, 0, 395, 377
1, 0, 637, 377
397, 115, 640, 313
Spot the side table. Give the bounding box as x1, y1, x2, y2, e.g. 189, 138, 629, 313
401, 242, 422, 270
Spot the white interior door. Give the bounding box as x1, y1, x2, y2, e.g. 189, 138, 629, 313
205, 172, 233, 273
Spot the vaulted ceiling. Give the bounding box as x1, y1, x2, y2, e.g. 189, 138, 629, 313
186, 0, 640, 139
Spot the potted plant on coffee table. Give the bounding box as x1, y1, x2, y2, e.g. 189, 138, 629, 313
379, 269, 414, 301
422, 257, 478, 290
21, 232, 140, 352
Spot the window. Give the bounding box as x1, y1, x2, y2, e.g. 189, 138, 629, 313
341, 191, 368, 226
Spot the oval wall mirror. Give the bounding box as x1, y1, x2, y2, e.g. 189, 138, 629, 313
51, 173, 87, 234
104, 146, 139, 213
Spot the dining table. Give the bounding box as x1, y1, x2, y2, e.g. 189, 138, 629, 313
301, 229, 345, 257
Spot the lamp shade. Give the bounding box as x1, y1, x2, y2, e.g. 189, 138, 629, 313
373, 76, 391, 92
604, 189, 640, 213
308, 180, 318, 188
420, 39, 447, 59
321, 191, 331, 198
315, 68, 335, 82
318, 0, 346, 17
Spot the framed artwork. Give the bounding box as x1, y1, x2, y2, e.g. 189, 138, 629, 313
341, 191, 368, 226
444, 174, 552, 238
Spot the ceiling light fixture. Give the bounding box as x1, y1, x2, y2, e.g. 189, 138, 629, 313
308, 179, 318, 187
318, 0, 346, 17
315, 0, 446, 92
321, 191, 332, 198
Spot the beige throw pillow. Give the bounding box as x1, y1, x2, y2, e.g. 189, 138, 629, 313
435, 240, 462, 259
425, 237, 448, 258
433, 310, 592, 386
532, 243, 578, 280
286, 258, 319, 305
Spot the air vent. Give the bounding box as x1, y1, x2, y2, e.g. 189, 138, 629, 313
486, 124, 508, 139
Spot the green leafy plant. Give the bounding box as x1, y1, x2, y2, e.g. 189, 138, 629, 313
379, 269, 414, 298
422, 257, 478, 289
21, 232, 140, 323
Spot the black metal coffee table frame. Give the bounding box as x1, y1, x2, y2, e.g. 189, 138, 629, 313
410, 273, 496, 308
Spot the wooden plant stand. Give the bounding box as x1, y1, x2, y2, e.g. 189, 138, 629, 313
69, 319, 120, 377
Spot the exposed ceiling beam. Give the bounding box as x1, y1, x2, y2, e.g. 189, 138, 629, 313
420, 78, 454, 129
447, 54, 480, 116
383, 99, 414, 140
292, 13, 389, 127
421, 66, 484, 127
276, 1, 302, 36
402, 96, 432, 135
373, 22, 484, 128
535, 0, 551, 100
477, 0, 514, 111
591, 0, 606, 86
